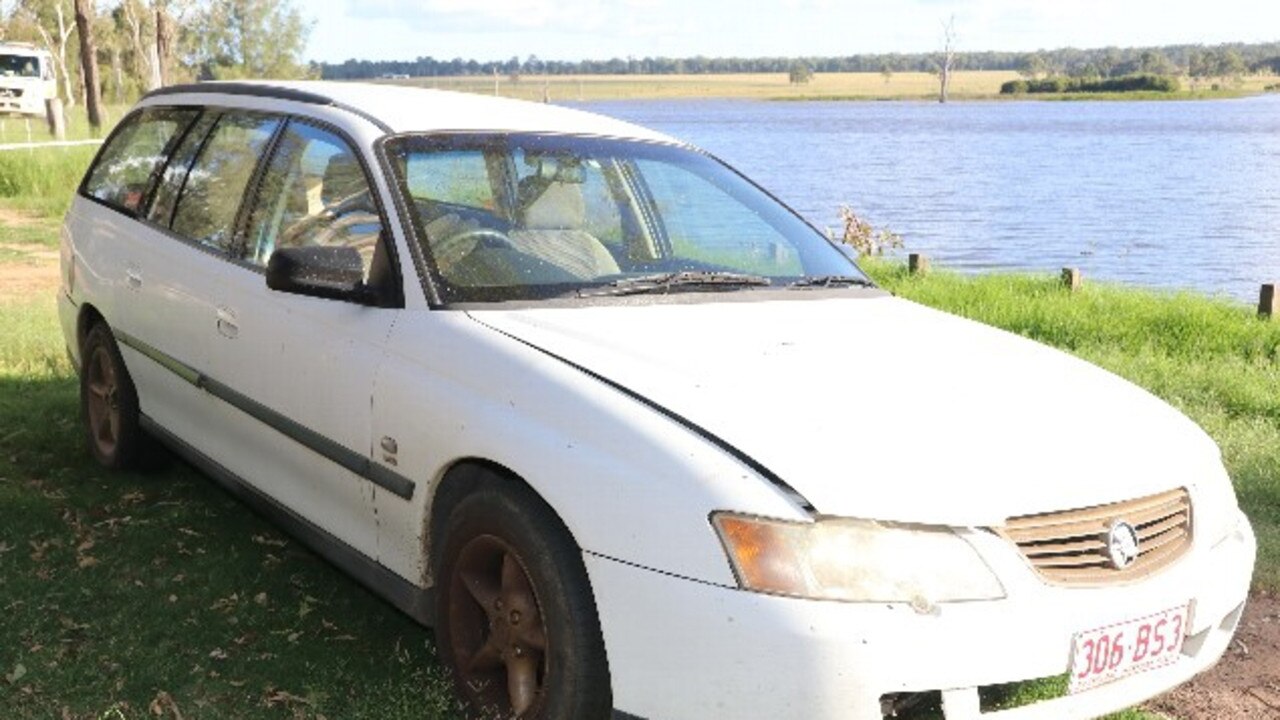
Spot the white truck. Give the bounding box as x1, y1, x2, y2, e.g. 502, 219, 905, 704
0, 42, 56, 117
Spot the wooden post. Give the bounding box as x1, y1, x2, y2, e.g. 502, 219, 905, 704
44, 98, 65, 140
1260, 284, 1277, 319
1061, 267, 1082, 292
909, 253, 930, 275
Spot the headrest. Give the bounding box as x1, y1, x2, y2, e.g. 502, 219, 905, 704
518, 179, 586, 230
321, 153, 365, 207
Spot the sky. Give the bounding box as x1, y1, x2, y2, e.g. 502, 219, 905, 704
306, 0, 1280, 64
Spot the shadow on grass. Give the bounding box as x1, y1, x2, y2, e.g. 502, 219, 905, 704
0, 375, 458, 719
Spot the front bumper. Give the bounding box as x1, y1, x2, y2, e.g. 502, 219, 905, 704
589, 510, 1254, 719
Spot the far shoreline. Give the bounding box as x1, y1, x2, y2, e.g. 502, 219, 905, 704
375, 70, 1277, 103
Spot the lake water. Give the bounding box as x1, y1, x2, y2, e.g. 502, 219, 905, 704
579, 96, 1280, 302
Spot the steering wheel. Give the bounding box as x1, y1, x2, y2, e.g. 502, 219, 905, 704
449, 227, 514, 250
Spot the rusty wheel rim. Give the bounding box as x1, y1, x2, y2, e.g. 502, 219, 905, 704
448, 534, 549, 718
85, 345, 121, 458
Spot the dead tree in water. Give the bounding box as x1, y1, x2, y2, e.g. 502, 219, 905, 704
938, 16, 957, 103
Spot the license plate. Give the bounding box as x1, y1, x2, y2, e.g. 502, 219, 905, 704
1068, 604, 1190, 693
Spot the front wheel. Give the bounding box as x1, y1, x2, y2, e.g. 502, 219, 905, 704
80, 323, 143, 470
435, 478, 611, 720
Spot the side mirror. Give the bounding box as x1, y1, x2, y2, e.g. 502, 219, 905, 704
266, 246, 370, 303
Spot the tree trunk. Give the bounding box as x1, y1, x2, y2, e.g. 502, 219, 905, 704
124, 0, 160, 92
111, 46, 124, 104
74, 0, 102, 130
55, 4, 76, 108
155, 5, 172, 87
938, 16, 957, 104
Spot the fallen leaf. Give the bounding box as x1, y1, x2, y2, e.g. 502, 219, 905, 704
4, 662, 26, 684
208, 648, 227, 660
263, 687, 311, 707
77, 556, 99, 569
254, 592, 268, 606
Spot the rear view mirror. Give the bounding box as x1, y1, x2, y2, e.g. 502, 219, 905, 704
266, 246, 369, 303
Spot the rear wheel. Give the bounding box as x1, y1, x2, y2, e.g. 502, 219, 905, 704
435, 478, 611, 720
80, 323, 142, 470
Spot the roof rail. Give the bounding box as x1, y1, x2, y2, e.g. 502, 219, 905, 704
141, 82, 393, 133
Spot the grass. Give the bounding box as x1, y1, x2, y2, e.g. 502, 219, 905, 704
0, 145, 99, 219
0, 300, 460, 718
390, 70, 1023, 101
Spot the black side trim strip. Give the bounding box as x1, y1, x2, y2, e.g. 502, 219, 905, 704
141, 414, 434, 626
470, 318, 817, 514
612, 711, 648, 720
116, 330, 416, 500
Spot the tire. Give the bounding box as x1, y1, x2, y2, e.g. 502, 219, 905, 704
435, 477, 611, 720
80, 322, 143, 470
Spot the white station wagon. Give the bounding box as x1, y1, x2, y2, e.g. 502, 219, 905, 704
59, 81, 1255, 720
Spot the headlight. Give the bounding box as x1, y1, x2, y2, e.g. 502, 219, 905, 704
712, 513, 1005, 607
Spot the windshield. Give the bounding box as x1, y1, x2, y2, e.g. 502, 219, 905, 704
385, 133, 867, 303
0, 54, 41, 78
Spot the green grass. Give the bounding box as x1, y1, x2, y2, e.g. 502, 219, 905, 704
0, 145, 99, 219
0, 298, 461, 718
862, 258, 1280, 591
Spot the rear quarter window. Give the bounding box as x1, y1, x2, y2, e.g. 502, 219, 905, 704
82, 108, 198, 214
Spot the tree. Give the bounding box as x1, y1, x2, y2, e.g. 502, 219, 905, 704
787, 60, 813, 85
1215, 49, 1247, 82
937, 15, 957, 103
1018, 52, 1047, 79
73, 0, 101, 128
189, 0, 313, 80
121, 0, 160, 90
1137, 49, 1176, 76
879, 63, 893, 84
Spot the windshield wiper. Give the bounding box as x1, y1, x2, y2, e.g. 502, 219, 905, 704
789, 275, 877, 289
578, 271, 772, 297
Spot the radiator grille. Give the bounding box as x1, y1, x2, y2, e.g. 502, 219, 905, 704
998, 488, 1192, 585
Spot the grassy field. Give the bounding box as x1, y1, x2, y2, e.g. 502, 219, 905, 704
384, 71, 1277, 102
392, 70, 1016, 101
3, 143, 1275, 718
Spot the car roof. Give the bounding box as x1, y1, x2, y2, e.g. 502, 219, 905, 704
142, 80, 680, 144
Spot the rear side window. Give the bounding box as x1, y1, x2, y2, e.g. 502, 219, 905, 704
170, 113, 281, 253
82, 108, 197, 214
147, 112, 219, 228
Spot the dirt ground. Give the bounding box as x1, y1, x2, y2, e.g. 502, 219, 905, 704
0, 244, 59, 300
0, 251, 1276, 718
1146, 591, 1280, 719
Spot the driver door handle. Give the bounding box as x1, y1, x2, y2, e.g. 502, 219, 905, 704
216, 307, 239, 339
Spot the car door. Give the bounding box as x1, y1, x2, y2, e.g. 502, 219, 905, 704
198, 117, 402, 561
116, 110, 285, 459
72, 106, 216, 438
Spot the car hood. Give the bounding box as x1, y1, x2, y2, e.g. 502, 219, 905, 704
467, 295, 1216, 527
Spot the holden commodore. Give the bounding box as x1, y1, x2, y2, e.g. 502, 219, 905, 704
59, 81, 1255, 719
